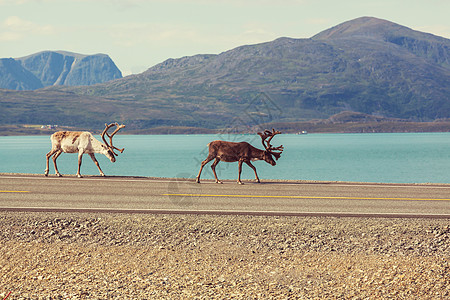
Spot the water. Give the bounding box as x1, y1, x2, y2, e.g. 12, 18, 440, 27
0, 133, 449, 184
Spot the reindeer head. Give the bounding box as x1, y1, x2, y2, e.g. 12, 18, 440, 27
258, 128, 284, 166
101, 122, 126, 162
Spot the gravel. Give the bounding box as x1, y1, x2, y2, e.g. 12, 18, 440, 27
0, 212, 449, 299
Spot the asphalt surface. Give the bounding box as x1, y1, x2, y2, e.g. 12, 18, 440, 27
0, 174, 449, 218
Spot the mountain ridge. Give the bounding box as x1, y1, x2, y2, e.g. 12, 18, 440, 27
1, 17, 449, 133
0, 51, 122, 90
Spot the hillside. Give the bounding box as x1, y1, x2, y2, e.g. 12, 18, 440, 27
1, 17, 449, 133
0, 51, 122, 90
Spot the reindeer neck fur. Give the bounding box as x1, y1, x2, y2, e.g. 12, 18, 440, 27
248, 144, 267, 161
88, 133, 108, 153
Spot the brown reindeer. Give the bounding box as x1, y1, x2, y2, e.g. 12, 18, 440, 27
196, 129, 284, 184
44, 123, 125, 178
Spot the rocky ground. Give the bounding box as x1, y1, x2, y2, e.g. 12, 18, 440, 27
0, 212, 448, 299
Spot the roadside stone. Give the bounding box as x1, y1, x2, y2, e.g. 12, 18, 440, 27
0, 212, 449, 298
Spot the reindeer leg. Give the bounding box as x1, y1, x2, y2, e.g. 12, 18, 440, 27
245, 161, 260, 183
77, 151, 84, 178
45, 149, 58, 176
211, 158, 223, 184
52, 150, 63, 177
237, 159, 244, 185
89, 153, 105, 177
196, 156, 215, 183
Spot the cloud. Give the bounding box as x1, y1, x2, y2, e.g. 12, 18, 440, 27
0, 31, 20, 41
0, 16, 55, 41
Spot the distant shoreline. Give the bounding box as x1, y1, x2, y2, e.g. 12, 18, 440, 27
1, 121, 450, 136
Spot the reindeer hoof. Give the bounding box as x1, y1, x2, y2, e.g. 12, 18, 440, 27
77, 174, 83, 178
56, 173, 62, 177
238, 181, 244, 185
216, 180, 223, 184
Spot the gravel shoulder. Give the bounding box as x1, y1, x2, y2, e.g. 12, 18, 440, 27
1, 212, 449, 299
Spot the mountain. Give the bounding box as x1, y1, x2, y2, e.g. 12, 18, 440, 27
1, 17, 450, 132
0, 58, 43, 90
0, 51, 122, 90
312, 16, 450, 69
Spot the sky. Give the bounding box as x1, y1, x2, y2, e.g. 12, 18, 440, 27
1, 0, 449, 76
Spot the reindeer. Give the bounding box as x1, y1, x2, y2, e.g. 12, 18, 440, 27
44, 123, 125, 178
196, 129, 284, 184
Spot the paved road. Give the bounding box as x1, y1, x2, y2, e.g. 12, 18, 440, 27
0, 174, 449, 218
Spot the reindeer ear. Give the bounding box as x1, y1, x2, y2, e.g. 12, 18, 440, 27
272, 152, 281, 160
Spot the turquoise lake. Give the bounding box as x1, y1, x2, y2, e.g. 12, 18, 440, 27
0, 133, 449, 184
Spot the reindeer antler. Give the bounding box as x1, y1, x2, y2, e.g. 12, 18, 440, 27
101, 123, 114, 148
101, 122, 126, 156
257, 128, 284, 160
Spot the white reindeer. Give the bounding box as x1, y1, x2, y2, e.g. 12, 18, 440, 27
44, 123, 125, 178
